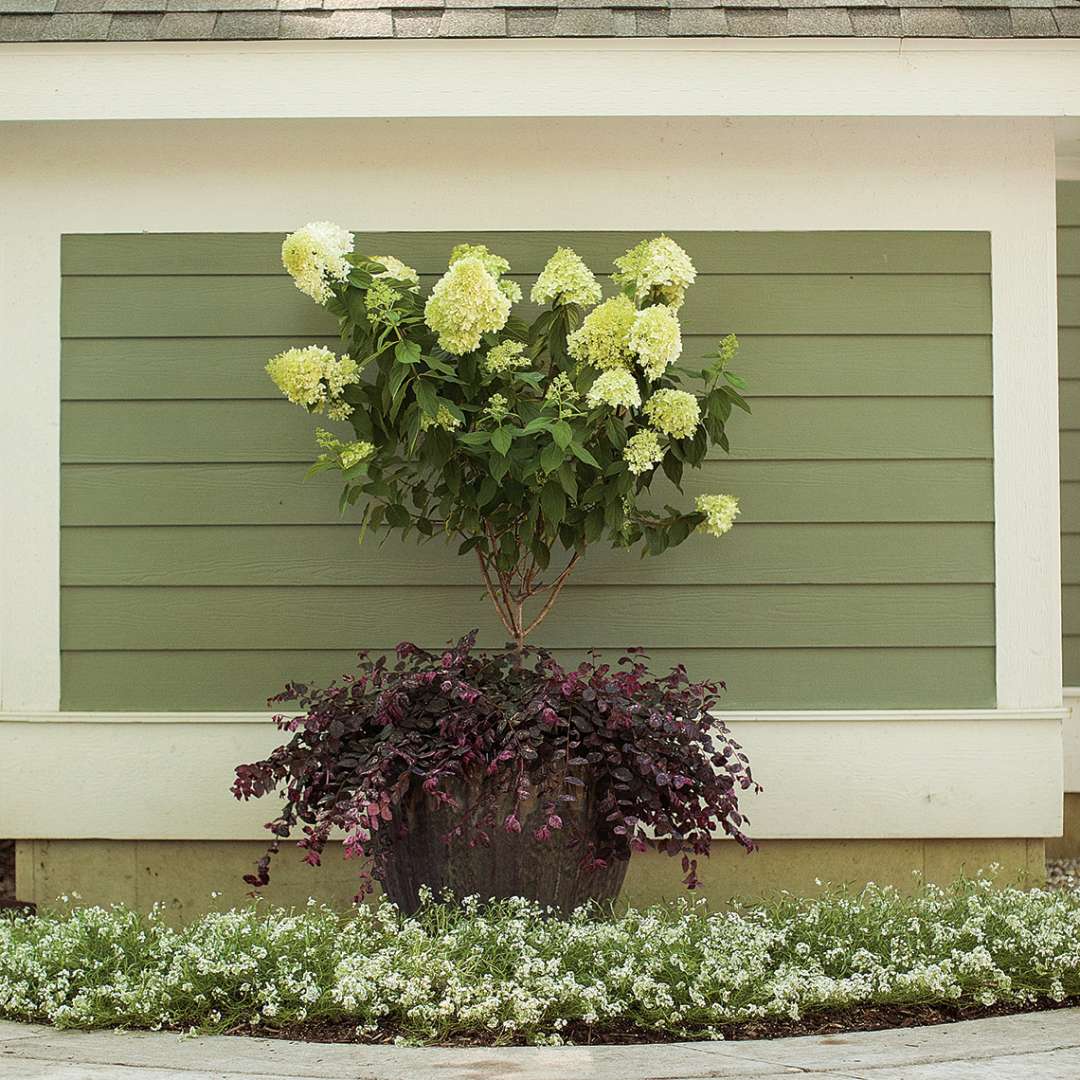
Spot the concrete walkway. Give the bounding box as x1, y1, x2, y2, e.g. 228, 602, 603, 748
2, 1008, 1080, 1080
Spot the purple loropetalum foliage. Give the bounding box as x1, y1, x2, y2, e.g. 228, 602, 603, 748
232, 632, 759, 898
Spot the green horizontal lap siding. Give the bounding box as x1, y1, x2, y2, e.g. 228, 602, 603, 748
61, 649, 996, 714
59, 231, 995, 711
1060, 183, 1080, 683
61, 336, 993, 400
62, 273, 991, 338
61, 398, 993, 463
62, 461, 995, 526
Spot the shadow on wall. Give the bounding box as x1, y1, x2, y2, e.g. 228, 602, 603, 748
0, 840, 17, 908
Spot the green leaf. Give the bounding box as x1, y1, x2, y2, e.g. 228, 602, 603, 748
385, 504, 410, 528
491, 426, 513, 456
661, 454, 684, 488
727, 388, 753, 414
477, 475, 498, 508
540, 440, 565, 475
570, 442, 600, 468
341, 461, 370, 483
491, 453, 511, 482
557, 462, 578, 500
395, 340, 422, 366
540, 482, 566, 529
522, 416, 554, 435
458, 430, 491, 448
552, 420, 573, 450
387, 362, 411, 404
305, 458, 337, 479
531, 537, 551, 571
414, 378, 438, 418
584, 505, 605, 543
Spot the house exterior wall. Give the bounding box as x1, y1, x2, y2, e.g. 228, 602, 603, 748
0, 116, 1065, 903
59, 229, 995, 712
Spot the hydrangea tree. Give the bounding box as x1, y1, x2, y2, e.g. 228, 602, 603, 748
271, 224, 748, 649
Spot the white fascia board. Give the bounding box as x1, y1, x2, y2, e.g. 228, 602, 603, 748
2, 39, 1080, 122
0, 709, 1065, 840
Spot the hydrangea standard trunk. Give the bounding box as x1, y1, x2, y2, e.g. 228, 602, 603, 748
380, 770, 628, 914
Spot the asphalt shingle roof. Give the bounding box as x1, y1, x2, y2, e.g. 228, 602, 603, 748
1, 0, 1078, 41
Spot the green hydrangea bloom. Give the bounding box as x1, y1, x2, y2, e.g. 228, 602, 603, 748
531, 247, 603, 308
629, 305, 683, 381
544, 372, 580, 418
613, 234, 697, 309
623, 429, 664, 475
695, 493, 740, 537
424, 257, 511, 356
484, 393, 510, 423
314, 428, 375, 470
483, 339, 529, 375
364, 279, 402, 323
586, 368, 641, 411
266, 345, 358, 417
281, 222, 354, 305
643, 388, 700, 439
567, 294, 637, 372
420, 405, 463, 432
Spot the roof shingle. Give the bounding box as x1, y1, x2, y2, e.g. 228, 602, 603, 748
1, 0, 1078, 40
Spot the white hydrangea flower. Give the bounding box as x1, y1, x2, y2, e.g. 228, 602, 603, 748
629, 305, 683, 381
613, 235, 697, 309
265, 345, 358, 416
371, 255, 420, 290
531, 247, 603, 308
586, 368, 642, 411
643, 388, 700, 439
567, 294, 637, 372
695, 493, 740, 538
281, 222, 354, 304
424, 257, 511, 356
623, 429, 664, 475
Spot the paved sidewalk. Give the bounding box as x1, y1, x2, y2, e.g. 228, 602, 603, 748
2, 1008, 1080, 1079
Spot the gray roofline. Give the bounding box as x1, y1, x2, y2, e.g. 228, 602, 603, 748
1, 0, 1079, 42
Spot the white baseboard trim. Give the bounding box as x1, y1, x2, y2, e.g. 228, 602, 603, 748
0, 708, 1065, 842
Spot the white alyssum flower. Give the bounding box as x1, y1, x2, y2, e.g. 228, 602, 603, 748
3, 880, 1079, 1046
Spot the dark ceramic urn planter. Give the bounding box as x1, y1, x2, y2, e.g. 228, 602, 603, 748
380, 772, 628, 915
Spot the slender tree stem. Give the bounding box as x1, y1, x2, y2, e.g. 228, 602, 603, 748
523, 552, 581, 636
475, 549, 517, 640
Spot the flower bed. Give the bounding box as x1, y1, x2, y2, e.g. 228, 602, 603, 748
2, 878, 1079, 1045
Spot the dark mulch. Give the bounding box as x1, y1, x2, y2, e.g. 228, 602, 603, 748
229, 995, 1080, 1046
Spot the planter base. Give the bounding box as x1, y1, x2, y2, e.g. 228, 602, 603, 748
380, 775, 628, 914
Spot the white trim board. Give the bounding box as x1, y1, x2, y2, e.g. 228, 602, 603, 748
2, 39, 1080, 122
0, 709, 1065, 840
1064, 688, 1080, 792
0, 116, 1063, 728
